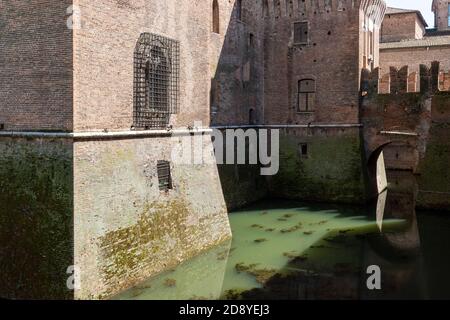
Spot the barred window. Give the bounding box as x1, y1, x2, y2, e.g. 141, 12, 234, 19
134, 33, 180, 129
297, 79, 315, 112
157, 160, 172, 191
293, 21, 308, 44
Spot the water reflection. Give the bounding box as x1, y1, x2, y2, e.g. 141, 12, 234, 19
115, 170, 450, 300
114, 240, 232, 300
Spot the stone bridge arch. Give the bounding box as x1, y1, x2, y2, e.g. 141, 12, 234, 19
366, 133, 420, 199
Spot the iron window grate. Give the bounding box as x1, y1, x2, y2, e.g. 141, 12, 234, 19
157, 160, 172, 191
134, 33, 180, 129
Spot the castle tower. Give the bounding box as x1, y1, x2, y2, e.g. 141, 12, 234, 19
0, 0, 232, 299
263, 0, 386, 125
432, 0, 450, 31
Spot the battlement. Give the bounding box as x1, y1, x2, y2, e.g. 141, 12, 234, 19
361, 61, 450, 96
264, 0, 385, 25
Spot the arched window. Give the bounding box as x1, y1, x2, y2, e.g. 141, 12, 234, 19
297, 79, 315, 112
213, 0, 220, 33
133, 33, 179, 129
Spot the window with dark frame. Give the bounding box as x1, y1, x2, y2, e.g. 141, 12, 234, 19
157, 160, 172, 192
297, 79, 316, 112
294, 21, 308, 44
249, 33, 254, 48
299, 143, 309, 158
133, 33, 179, 129
213, 0, 220, 34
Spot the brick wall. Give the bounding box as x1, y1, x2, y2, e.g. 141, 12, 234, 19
209, 0, 266, 126
380, 46, 450, 75
381, 13, 424, 42
73, 0, 215, 131
264, 1, 365, 125
0, 0, 73, 131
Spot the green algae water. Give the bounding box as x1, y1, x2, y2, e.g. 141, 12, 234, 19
115, 196, 450, 300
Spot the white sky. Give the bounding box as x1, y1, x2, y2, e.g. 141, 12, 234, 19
385, 0, 434, 27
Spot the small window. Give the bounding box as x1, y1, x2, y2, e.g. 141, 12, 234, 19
157, 160, 172, 191
263, 0, 269, 17
294, 21, 308, 44
213, 0, 220, 34
249, 33, 254, 48
297, 79, 315, 112
237, 0, 242, 21
299, 143, 309, 158
448, 4, 450, 27
249, 108, 255, 125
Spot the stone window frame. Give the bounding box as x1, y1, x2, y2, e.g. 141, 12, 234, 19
293, 20, 309, 45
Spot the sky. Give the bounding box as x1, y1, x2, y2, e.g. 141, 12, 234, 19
385, 0, 434, 27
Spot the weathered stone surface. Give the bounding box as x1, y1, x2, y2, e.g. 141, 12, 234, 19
0, 138, 74, 299
269, 128, 366, 204
74, 135, 231, 299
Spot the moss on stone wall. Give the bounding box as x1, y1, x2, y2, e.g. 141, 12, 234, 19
217, 163, 268, 211
0, 138, 73, 299
417, 124, 450, 210
269, 132, 366, 204
98, 199, 231, 299
217, 129, 366, 206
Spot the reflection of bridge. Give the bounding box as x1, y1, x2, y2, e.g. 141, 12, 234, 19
360, 62, 450, 205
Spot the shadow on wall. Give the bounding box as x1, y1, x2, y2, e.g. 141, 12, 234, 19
210, 1, 269, 211
210, 0, 263, 127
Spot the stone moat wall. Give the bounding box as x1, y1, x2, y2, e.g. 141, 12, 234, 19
0, 133, 231, 300
217, 126, 367, 210
0, 138, 74, 299
74, 133, 231, 299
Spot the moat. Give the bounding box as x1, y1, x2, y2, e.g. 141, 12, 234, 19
115, 196, 450, 300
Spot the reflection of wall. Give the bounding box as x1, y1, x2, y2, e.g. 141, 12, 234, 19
115, 239, 232, 300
